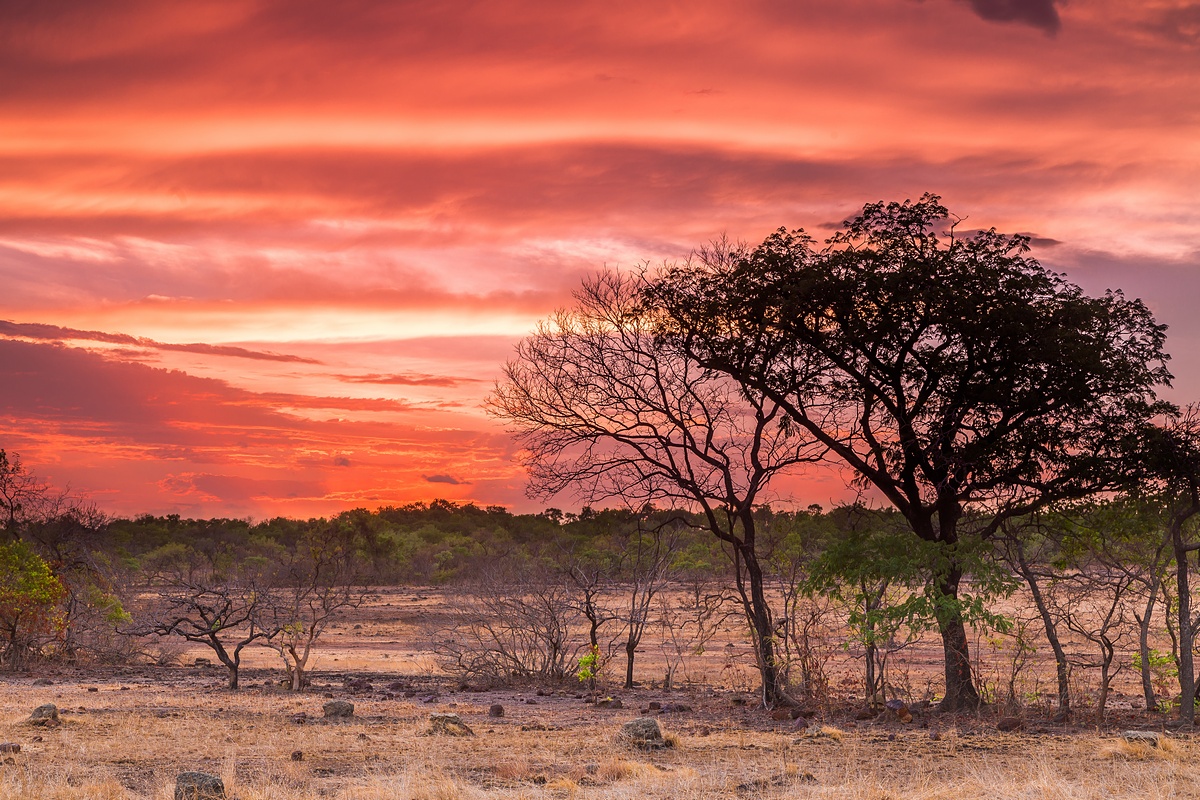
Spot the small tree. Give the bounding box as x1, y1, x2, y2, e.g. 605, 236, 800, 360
138, 549, 279, 690
267, 529, 366, 691
0, 540, 66, 669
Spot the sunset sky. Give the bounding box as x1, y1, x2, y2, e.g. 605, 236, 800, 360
2, 0, 1198, 519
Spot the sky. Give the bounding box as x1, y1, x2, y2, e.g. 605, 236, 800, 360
1, 0, 1198, 519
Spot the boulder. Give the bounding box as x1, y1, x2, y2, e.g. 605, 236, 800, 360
620, 717, 671, 749
323, 700, 354, 719
28, 704, 59, 727
174, 771, 225, 800
885, 699, 913, 724
428, 713, 474, 736
32, 678, 52, 686
1121, 730, 1164, 747
488, 704, 505, 718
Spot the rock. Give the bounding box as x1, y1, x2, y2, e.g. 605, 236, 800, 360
1121, 730, 1164, 747
525, 698, 538, 705
884, 699, 913, 724
662, 703, 692, 713
428, 713, 474, 737
386, 681, 407, 692
620, 717, 671, 749
194, 658, 212, 667
488, 704, 505, 718
291, 750, 304, 761
32, 678, 52, 686
648, 701, 662, 711
87, 687, 98, 693
174, 771, 225, 800
291, 712, 308, 725
929, 731, 941, 741
996, 717, 1024, 732
0, 743, 19, 754
323, 700, 354, 719
28, 704, 59, 727
345, 678, 373, 693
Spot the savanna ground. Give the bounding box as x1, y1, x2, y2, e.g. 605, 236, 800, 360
1, 588, 1196, 799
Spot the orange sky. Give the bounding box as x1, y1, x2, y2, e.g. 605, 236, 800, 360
2, 0, 1199, 518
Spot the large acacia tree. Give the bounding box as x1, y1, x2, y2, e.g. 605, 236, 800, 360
489, 271, 824, 706
648, 195, 1172, 709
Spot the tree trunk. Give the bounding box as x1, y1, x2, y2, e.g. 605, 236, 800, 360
1174, 525, 1195, 724
1138, 575, 1160, 713
624, 638, 636, 690
935, 565, 981, 711
1014, 542, 1070, 716
741, 544, 790, 707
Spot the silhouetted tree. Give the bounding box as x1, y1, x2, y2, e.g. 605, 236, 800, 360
490, 271, 824, 706
649, 194, 1172, 709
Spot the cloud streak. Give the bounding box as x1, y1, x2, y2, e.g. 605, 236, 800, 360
0, 319, 321, 363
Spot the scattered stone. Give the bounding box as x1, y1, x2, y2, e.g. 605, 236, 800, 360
525, 698, 538, 705
536, 688, 547, 696
0, 743, 19, 754
291, 750, 304, 761
32, 678, 52, 686
323, 700, 354, 719
1121, 730, 1164, 747
28, 704, 59, 727
345, 678, 373, 693
174, 771, 225, 800
648, 701, 662, 711
323, 692, 333, 699
87, 687, 98, 693
596, 697, 621, 709
996, 717, 1024, 733
887, 733, 897, 742
428, 713, 475, 737
488, 704, 505, 718
884, 699, 913, 723
620, 717, 671, 750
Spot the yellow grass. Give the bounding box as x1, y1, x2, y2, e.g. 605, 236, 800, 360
3, 678, 1199, 800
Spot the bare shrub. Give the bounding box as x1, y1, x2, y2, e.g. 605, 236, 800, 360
432, 567, 583, 682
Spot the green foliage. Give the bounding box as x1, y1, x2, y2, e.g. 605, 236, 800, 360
0, 539, 67, 665
576, 644, 601, 683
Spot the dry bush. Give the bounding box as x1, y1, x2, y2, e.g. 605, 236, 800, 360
430, 568, 584, 682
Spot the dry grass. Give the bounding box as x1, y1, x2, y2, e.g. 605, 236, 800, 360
3, 681, 1198, 800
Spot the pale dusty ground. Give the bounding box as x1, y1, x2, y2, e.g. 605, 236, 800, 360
1, 588, 1194, 799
